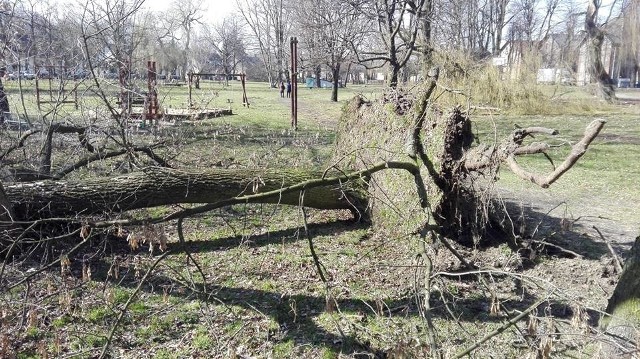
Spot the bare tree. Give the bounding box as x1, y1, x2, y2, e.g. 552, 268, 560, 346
430, 0, 512, 58
237, 0, 290, 86
293, 0, 364, 101
354, 0, 433, 88
167, 0, 205, 78
203, 16, 247, 83
491, 0, 512, 56
584, 0, 615, 101
552, 0, 583, 70
619, 0, 640, 85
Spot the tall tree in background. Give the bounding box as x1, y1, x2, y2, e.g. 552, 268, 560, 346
237, 0, 289, 86
433, 0, 512, 57
294, 0, 363, 101
418, 0, 433, 64
204, 16, 247, 84
152, 12, 183, 75
168, 0, 204, 78
620, 0, 640, 85
554, 0, 582, 70
355, 0, 432, 88
584, 0, 615, 101
491, 0, 511, 56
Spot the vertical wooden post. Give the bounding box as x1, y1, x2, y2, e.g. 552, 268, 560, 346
188, 72, 193, 109
146, 60, 158, 124
48, 72, 53, 103
35, 72, 41, 112
290, 36, 298, 130
119, 60, 130, 117
241, 73, 249, 107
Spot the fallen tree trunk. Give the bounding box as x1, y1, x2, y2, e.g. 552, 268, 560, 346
5, 167, 368, 219
5, 161, 425, 221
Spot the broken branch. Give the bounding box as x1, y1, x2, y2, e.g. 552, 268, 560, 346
506, 119, 605, 188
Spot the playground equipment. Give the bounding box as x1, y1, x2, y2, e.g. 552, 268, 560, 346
116, 60, 160, 125
34, 65, 79, 113
187, 72, 249, 109
114, 61, 245, 123
144, 61, 160, 121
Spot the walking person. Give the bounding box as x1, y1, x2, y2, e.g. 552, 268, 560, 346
286, 81, 291, 98
279, 81, 285, 98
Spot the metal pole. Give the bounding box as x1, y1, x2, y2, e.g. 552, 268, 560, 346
35, 70, 41, 112
290, 36, 298, 130
147, 61, 158, 123
188, 72, 193, 109
290, 37, 295, 129
294, 37, 298, 130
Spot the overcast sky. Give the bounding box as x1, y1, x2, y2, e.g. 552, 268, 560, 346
143, 0, 621, 25
143, 0, 237, 24
58, 0, 621, 26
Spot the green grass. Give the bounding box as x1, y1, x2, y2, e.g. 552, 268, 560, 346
4, 77, 377, 129
86, 306, 112, 324
192, 325, 213, 350
1, 76, 638, 358
273, 339, 296, 357
473, 113, 640, 227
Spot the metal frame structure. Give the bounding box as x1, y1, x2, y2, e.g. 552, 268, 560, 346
34, 66, 78, 113
187, 72, 250, 109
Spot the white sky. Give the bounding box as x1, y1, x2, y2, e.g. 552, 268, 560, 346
142, 0, 237, 24
58, 0, 621, 26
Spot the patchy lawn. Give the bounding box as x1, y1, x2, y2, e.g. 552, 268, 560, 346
0, 83, 637, 358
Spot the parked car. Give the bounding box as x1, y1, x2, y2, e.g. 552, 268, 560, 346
75, 70, 89, 79
66, 70, 89, 80
20, 72, 36, 80
37, 69, 52, 79
1, 112, 30, 131
6, 73, 16, 80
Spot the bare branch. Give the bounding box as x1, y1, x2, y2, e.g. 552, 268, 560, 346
513, 142, 551, 155
0, 129, 39, 160
506, 119, 606, 188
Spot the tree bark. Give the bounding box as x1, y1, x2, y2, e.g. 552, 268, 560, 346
331, 63, 340, 102
585, 0, 615, 102
602, 235, 640, 357
315, 65, 322, 88
0, 182, 13, 221
4, 167, 368, 220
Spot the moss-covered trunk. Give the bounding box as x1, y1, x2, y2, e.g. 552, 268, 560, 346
332, 82, 478, 243
602, 236, 640, 356
5, 167, 367, 219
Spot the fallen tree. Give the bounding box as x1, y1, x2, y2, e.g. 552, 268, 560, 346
0, 67, 613, 358
5, 163, 424, 221
0, 69, 605, 246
